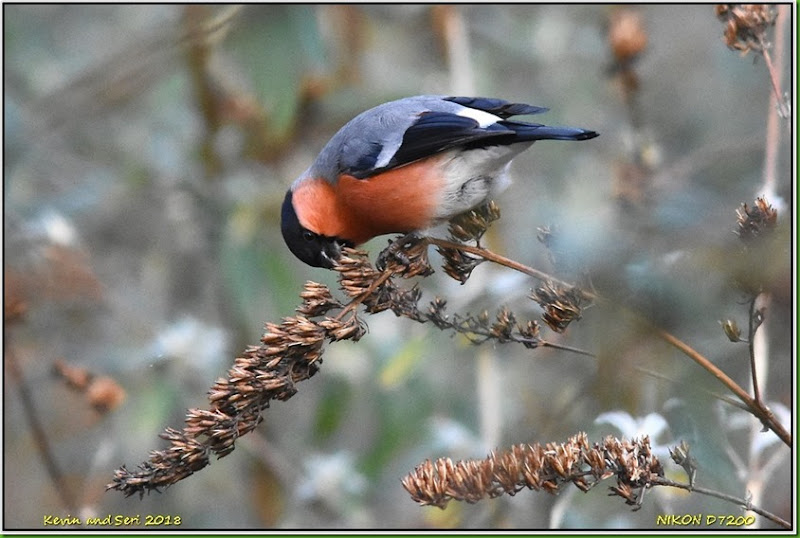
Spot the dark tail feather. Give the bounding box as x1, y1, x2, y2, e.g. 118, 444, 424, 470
502, 121, 599, 142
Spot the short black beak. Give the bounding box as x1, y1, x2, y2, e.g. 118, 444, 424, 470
319, 240, 344, 269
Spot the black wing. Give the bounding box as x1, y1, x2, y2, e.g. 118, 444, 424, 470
383, 112, 514, 171
443, 96, 549, 118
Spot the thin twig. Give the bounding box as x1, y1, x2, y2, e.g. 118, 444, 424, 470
635, 366, 750, 413
747, 295, 763, 405
359, 247, 595, 359
759, 41, 787, 118
5, 345, 77, 513
427, 236, 791, 447
427, 237, 585, 294
759, 4, 788, 201
651, 476, 790, 529
652, 327, 789, 447
539, 340, 596, 358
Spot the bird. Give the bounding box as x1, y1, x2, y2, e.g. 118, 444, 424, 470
281, 95, 598, 268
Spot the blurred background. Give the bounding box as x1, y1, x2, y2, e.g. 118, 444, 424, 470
3, 4, 793, 530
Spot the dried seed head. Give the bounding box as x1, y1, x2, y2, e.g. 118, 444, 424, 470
735, 196, 778, 241
297, 281, 341, 316
447, 200, 501, 244
669, 440, 698, 486
387, 285, 427, 322
517, 320, 542, 349
402, 433, 663, 510
378, 234, 434, 277
319, 314, 367, 342
438, 246, 484, 284
334, 247, 381, 298
426, 297, 450, 329
609, 482, 638, 505
110, 305, 332, 495
531, 281, 588, 332
716, 4, 777, 55
490, 307, 516, 342
720, 319, 742, 342
425, 299, 543, 349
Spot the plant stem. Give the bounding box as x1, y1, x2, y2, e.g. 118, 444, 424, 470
651, 476, 790, 529
5, 345, 77, 513
652, 327, 788, 446
427, 237, 585, 294
426, 237, 791, 447
759, 42, 787, 118
747, 295, 763, 405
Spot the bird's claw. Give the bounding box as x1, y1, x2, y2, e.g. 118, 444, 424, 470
376, 233, 419, 270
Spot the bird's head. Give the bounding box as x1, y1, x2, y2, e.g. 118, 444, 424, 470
281, 190, 351, 269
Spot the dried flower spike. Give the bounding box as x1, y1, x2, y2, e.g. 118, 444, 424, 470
425, 299, 543, 349
110, 236, 442, 497
402, 433, 664, 509
109, 310, 332, 496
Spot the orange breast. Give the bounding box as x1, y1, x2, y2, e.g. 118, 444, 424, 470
293, 156, 446, 245
335, 157, 445, 243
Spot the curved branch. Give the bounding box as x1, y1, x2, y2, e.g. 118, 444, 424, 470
427, 237, 791, 447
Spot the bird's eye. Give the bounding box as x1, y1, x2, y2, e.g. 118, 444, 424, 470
302, 231, 315, 242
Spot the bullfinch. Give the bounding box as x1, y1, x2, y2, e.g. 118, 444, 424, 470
281, 95, 598, 268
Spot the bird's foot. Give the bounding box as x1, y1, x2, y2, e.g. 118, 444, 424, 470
376, 233, 416, 270
376, 233, 434, 277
